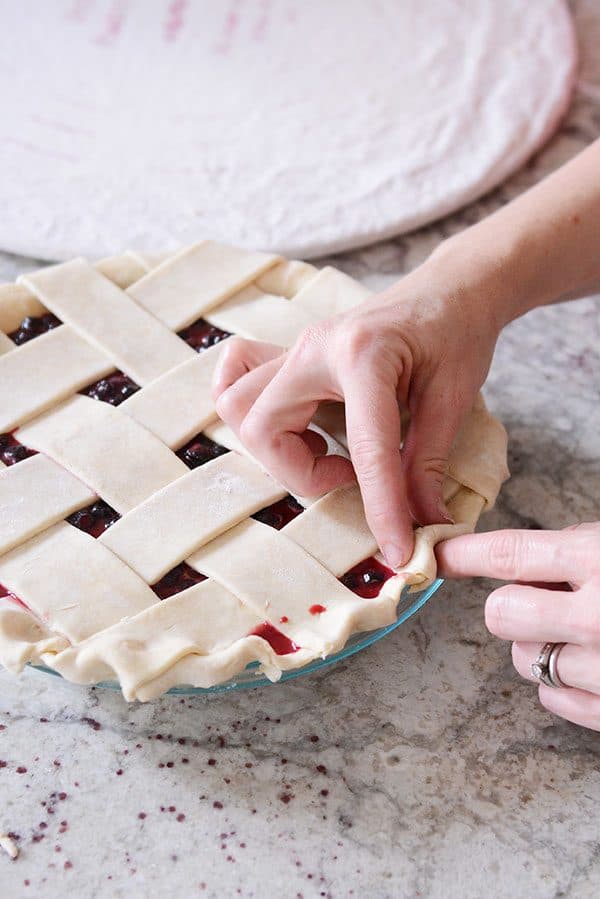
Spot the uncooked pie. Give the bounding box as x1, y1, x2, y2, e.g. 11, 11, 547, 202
0, 242, 509, 700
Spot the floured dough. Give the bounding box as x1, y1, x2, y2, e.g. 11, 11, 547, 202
0, 1, 576, 261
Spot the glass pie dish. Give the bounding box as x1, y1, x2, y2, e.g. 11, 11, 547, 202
29, 578, 442, 695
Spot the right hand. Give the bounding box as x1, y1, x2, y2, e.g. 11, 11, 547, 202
213, 246, 506, 567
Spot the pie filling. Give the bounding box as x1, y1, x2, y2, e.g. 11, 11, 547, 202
2, 314, 394, 660
177, 317, 231, 352
0, 584, 28, 610
0, 551, 393, 658
250, 622, 300, 656
251, 495, 304, 529
8, 313, 61, 345
340, 557, 394, 598
176, 434, 229, 469
0, 432, 37, 466
151, 563, 207, 600
80, 372, 140, 406
8, 312, 230, 354
66, 501, 121, 538
309, 604, 327, 615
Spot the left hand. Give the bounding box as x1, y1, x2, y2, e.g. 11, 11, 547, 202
211, 253, 503, 568
436, 523, 600, 731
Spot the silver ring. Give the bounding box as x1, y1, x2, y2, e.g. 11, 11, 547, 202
531, 642, 567, 688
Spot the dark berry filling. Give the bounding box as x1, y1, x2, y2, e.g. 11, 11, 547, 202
152, 563, 207, 600
176, 434, 228, 469
0, 433, 37, 466
178, 318, 231, 353
340, 557, 394, 598
269, 558, 393, 646
250, 622, 300, 655
81, 372, 140, 406
0, 584, 28, 610
67, 501, 120, 538
9, 313, 61, 346
252, 495, 304, 529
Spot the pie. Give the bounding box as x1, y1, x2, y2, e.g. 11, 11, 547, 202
0, 242, 509, 701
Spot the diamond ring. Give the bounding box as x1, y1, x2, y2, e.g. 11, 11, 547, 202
531, 642, 567, 688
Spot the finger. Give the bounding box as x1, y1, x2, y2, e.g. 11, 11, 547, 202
538, 684, 600, 732
343, 365, 413, 568
435, 529, 588, 586
218, 358, 339, 492
215, 354, 286, 432
301, 429, 328, 457
512, 641, 543, 683
513, 641, 600, 694
484, 583, 586, 644
212, 337, 285, 400
237, 356, 355, 497
402, 383, 467, 526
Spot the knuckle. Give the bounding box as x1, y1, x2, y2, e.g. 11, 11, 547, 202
579, 532, 600, 577
351, 433, 385, 459
292, 325, 323, 359
215, 388, 241, 423
217, 336, 252, 373
337, 317, 377, 363
291, 471, 320, 497
485, 531, 524, 579
485, 585, 517, 637
364, 501, 394, 534
350, 436, 390, 482
239, 411, 265, 449
573, 590, 600, 644
561, 522, 600, 578
408, 455, 448, 487
223, 334, 249, 358
563, 521, 599, 536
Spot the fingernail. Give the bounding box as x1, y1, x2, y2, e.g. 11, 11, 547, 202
382, 542, 408, 570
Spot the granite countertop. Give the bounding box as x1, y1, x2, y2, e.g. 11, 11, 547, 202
1, 2, 600, 897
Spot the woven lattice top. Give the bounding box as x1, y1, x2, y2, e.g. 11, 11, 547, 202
0, 242, 509, 700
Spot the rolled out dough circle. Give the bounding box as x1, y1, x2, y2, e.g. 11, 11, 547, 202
0, 0, 576, 261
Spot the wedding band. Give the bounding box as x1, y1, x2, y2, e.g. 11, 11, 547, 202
531, 642, 567, 688
547, 642, 567, 688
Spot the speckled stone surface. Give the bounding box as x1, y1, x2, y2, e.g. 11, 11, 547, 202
1, 2, 599, 897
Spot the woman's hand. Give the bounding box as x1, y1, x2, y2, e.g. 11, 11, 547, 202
212, 251, 506, 567
436, 523, 600, 731
213, 136, 600, 566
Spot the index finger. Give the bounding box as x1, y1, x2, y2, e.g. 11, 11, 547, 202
435, 529, 586, 586
237, 356, 356, 498
343, 367, 413, 568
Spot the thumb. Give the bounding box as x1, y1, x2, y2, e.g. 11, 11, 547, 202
402, 384, 467, 526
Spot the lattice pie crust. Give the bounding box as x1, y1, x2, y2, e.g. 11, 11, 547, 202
0, 242, 509, 700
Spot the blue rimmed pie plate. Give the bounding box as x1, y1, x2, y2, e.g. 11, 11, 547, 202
30, 578, 442, 695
